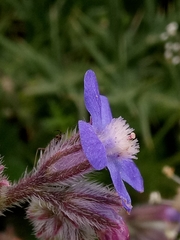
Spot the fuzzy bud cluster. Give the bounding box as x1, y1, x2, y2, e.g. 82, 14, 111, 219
0, 131, 129, 240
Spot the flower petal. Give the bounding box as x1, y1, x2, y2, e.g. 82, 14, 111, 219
78, 120, 107, 170
84, 70, 102, 130
117, 159, 144, 192
100, 95, 113, 128
107, 160, 132, 212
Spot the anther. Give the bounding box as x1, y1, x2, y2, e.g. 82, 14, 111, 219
128, 132, 136, 140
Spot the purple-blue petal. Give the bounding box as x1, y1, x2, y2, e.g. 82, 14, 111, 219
107, 160, 132, 212
84, 70, 102, 130
78, 120, 107, 170
100, 95, 113, 128
117, 159, 144, 193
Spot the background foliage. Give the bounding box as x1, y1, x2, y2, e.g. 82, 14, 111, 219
0, 0, 180, 239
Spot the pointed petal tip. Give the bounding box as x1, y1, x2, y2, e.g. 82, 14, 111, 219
84, 69, 96, 82
85, 69, 95, 74
139, 187, 144, 193
121, 199, 132, 213
135, 177, 144, 193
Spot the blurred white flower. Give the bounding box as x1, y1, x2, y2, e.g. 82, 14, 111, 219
166, 22, 178, 36
149, 191, 162, 204
160, 32, 169, 41
172, 42, 180, 52
165, 42, 173, 51
172, 56, 180, 65
164, 50, 173, 59
161, 23, 180, 65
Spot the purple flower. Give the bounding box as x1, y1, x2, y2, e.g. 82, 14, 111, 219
122, 203, 180, 240
78, 70, 144, 211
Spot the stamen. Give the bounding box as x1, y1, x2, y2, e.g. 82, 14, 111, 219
99, 117, 139, 159
128, 132, 136, 140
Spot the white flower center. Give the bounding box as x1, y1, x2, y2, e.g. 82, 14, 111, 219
98, 117, 139, 159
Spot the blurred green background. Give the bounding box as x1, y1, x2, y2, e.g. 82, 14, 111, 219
0, 0, 180, 239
